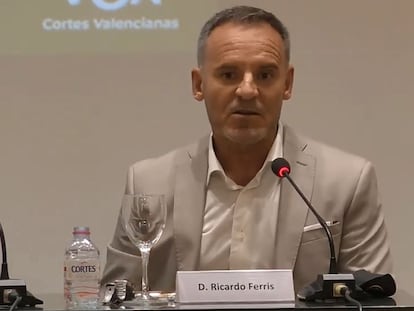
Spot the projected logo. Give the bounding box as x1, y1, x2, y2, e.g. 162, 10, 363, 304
67, 0, 162, 11
43, 0, 178, 32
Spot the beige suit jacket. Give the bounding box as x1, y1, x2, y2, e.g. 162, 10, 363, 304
101, 125, 392, 292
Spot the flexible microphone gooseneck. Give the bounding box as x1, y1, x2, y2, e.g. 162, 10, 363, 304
271, 157, 357, 300
271, 158, 337, 274
271, 158, 396, 301
0, 222, 9, 280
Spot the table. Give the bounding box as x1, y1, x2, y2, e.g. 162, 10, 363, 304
23, 289, 414, 310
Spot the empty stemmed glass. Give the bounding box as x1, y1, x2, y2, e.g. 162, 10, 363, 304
120, 193, 167, 305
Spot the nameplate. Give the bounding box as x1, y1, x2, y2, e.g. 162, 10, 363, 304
176, 269, 294, 304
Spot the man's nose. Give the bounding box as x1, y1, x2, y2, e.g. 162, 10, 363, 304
235, 73, 258, 100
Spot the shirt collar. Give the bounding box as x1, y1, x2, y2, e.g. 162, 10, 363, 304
207, 122, 284, 185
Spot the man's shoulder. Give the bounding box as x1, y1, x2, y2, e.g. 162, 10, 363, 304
129, 136, 208, 173
307, 136, 366, 164
285, 125, 370, 169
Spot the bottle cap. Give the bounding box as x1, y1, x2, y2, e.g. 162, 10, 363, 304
73, 226, 90, 234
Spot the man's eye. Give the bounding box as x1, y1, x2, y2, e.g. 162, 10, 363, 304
221, 72, 236, 80
258, 71, 273, 80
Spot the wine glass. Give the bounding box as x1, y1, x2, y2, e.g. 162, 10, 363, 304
120, 193, 167, 305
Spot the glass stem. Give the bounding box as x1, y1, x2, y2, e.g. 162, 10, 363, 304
141, 248, 150, 299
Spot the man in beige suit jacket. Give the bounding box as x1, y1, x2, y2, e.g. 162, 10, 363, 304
101, 125, 392, 292
102, 5, 392, 293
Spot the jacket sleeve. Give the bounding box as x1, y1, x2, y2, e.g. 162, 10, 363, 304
101, 165, 142, 288
337, 160, 393, 274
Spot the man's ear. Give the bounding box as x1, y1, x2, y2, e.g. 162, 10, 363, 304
191, 68, 204, 101
283, 65, 294, 100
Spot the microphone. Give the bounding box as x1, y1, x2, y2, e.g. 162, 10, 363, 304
271, 158, 356, 300
0, 222, 9, 280
0, 222, 43, 307
271, 158, 337, 274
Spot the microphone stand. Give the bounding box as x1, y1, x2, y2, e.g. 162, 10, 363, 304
0, 223, 9, 280
283, 173, 337, 274
271, 158, 355, 301
0, 222, 42, 307
272, 158, 396, 301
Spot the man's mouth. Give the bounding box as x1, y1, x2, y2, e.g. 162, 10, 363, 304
232, 109, 259, 115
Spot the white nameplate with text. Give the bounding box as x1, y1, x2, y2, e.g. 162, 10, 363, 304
176, 269, 294, 304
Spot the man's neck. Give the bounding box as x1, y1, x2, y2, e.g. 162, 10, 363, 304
213, 135, 275, 187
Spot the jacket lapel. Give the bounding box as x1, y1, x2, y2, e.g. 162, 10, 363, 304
173, 136, 209, 271
172, 128, 316, 271
274, 125, 316, 269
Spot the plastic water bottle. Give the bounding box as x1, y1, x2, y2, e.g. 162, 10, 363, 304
64, 226, 100, 309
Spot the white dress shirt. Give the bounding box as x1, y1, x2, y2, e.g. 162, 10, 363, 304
199, 123, 284, 270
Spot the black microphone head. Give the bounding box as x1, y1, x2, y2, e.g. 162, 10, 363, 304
271, 158, 291, 178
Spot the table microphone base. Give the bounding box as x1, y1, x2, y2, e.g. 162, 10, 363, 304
0, 279, 43, 307
297, 273, 356, 301
0, 279, 27, 305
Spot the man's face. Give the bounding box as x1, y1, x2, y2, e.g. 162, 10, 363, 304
192, 22, 294, 147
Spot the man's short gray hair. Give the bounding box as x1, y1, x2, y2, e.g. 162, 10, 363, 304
197, 6, 291, 65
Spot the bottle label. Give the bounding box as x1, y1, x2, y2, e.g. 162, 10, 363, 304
64, 259, 100, 281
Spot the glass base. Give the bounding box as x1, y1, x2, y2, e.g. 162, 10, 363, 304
122, 291, 176, 308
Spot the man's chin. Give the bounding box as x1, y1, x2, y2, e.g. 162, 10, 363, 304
223, 129, 268, 146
